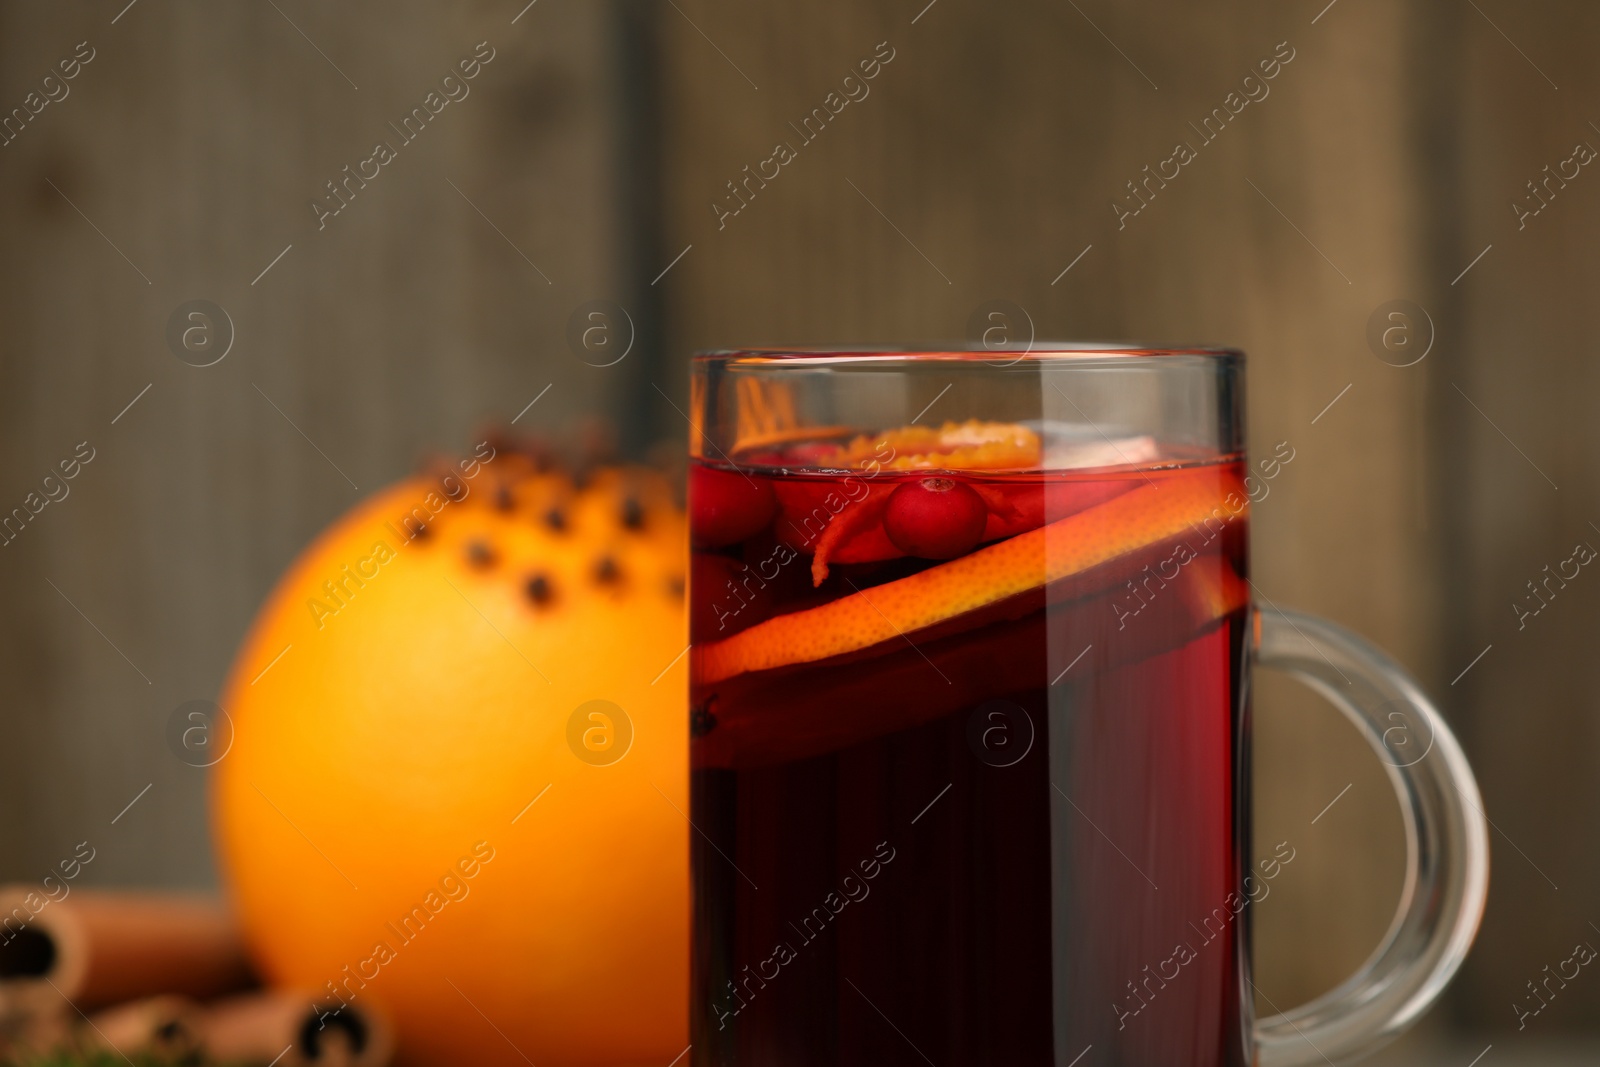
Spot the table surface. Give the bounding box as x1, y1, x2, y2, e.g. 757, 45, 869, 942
1367, 1036, 1590, 1066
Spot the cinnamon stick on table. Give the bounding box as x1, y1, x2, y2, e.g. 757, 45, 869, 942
202, 991, 393, 1067
0, 887, 255, 1015
82, 995, 204, 1062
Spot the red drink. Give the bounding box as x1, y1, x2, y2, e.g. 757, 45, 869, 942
689, 422, 1252, 1066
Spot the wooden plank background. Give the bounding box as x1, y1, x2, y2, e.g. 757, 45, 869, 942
1440, 0, 1600, 1032
0, 0, 656, 884
0, 0, 1595, 1047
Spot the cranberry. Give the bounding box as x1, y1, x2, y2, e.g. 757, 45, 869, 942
883, 478, 988, 559
690, 466, 777, 548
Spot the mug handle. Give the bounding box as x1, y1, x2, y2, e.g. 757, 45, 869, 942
1250, 607, 1491, 1067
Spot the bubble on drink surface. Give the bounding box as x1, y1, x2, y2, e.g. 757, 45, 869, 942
567, 699, 634, 766
1365, 299, 1433, 367
1374, 698, 1435, 768
166, 300, 234, 367
565, 300, 635, 367
166, 699, 235, 767
966, 699, 1035, 767
966, 300, 1034, 368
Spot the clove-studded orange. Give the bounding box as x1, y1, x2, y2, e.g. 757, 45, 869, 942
212, 443, 689, 1067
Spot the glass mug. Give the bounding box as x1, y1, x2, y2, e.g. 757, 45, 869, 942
685, 347, 1488, 1067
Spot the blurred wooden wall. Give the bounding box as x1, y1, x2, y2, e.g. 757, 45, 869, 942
1442, 0, 1600, 1035
0, 0, 1596, 1044
0, 0, 662, 885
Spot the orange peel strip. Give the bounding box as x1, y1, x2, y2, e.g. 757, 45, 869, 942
693, 466, 1244, 684
809, 487, 890, 586
1181, 553, 1250, 621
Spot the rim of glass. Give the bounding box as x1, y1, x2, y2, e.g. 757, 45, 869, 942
692, 344, 1244, 366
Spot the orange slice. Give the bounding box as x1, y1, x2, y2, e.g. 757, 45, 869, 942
823, 419, 1042, 470
693, 465, 1244, 684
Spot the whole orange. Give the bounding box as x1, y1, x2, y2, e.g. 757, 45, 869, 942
212, 444, 688, 1066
